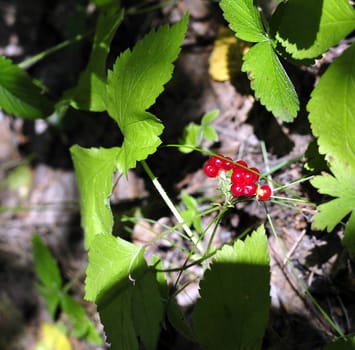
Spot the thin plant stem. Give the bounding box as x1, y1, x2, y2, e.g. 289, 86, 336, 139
141, 160, 204, 254
18, 33, 87, 69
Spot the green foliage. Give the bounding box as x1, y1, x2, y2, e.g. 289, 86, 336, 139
105, 14, 188, 174
192, 226, 270, 350
310, 159, 355, 256
180, 192, 203, 233
0, 57, 53, 118
32, 234, 101, 344
270, 0, 355, 60
179, 109, 219, 153
66, 5, 124, 111
32, 234, 62, 318
85, 234, 163, 350
242, 40, 299, 122
220, 0, 299, 121
219, 0, 266, 42
308, 43, 355, 255
70, 146, 119, 249
308, 42, 355, 167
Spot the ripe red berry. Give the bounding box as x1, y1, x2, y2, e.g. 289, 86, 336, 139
257, 185, 272, 201
221, 156, 234, 171
233, 160, 248, 170
243, 183, 257, 197
231, 168, 246, 184
230, 183, 244, 197
244, 167, 260, 184
209, 154, 225, 169
203, 162, 219, 178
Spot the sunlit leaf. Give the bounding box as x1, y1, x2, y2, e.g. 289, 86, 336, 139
86, 234, 163, 350
271, 0, 355, 60
105, 14, 188, 174
70, 145, 119, 249
308, 42, 355, 166
193, 226, 270, 350
242, 40, 299, 121
311, 158, 355, 256
219, 0, 267, 42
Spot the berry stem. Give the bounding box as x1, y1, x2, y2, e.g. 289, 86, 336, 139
141, 160, 204, 254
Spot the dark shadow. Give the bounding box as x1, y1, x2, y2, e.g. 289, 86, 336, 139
264, 307, 326, 349
246, 102, 294, 157
270, 0, 323, 50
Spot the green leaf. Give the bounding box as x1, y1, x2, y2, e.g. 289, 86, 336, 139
323, 335, 355, 349
60, 294, 102, 344
202, 125, 218, 142
86, 234, 163, 350
219, 0, 267, 42
242, 40, 299, 121
201, 109, 219, 125
193, 226, 270, 350
179, 123, 200, 153
32, 234, 62, 318
311, 158, 355, 256
70, 145, 119, 249
32, 234, 62, 291
271, 0, 355, 60
105, 14, 188, 174
0, 57, 53, 118
66, 5, 123, 111
308, 42, 355, 166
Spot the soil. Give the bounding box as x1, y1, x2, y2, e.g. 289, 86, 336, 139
1, 1, 355, 349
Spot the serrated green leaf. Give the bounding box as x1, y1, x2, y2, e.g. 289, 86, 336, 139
219, 0, 267, 42
271, 0, 355, 60
242, 40, 299, 121
193, 226, 270, 350
85, 234, 145, 303
0, 57, 53, 118
70, 145, 119, 249
105, 14, 188, 174
308, 42, 355, 166
86, 234, 163, 350
66, 5, 123, 111
311, 158, 355, 255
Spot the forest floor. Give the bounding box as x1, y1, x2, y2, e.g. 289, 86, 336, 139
0, 1, 355, 349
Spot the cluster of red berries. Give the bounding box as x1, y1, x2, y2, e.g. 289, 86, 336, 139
203, 154, 272, 201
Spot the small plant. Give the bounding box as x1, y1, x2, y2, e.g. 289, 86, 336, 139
203, 153, 272, 201
32, 234, 101, 345
0, 0, 354, 348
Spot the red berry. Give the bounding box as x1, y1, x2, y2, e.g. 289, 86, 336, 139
257, 185, 272, 201
209, 154, 225, 169
243, 183, 257, 197
221, 156, 234, 171
203, 163, 219, 178
230, 183, 244, 197
244, 167, 260, 184
231, 168, 246, 184
233, 160, 248, 170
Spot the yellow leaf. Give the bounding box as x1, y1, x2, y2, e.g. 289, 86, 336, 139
34, 322, 72, 350
209, 26, 250, 82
